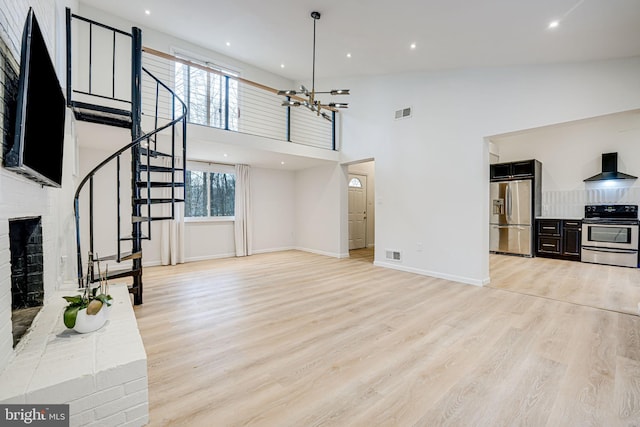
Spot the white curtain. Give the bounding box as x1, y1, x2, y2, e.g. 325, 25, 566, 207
234, 164, 252, 257
160, 156, 185, 265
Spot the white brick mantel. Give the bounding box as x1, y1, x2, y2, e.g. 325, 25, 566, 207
0, 284, 149, 426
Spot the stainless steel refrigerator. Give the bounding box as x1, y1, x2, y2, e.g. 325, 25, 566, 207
490, 179, 533, 256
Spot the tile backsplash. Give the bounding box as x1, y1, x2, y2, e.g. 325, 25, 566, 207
541, 187, 640, 218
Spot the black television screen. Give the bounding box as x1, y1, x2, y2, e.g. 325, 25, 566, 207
5, 8, 65, 187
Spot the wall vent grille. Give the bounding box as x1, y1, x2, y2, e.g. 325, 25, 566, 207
385, 250, 402, 261
394, 107, 412, 120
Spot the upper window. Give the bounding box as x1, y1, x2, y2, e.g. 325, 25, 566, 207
185, 162, 236, 219
174, 54, 239, 131
349, 177, 363, 188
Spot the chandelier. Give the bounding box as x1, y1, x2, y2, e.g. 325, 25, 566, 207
278, 11, 349, 121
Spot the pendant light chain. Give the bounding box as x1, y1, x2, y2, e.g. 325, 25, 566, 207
312, 15, 316, 96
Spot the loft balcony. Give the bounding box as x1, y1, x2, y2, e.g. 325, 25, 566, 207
66, 11, 340, 153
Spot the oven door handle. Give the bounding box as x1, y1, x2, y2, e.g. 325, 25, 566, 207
582, 247, 638, 254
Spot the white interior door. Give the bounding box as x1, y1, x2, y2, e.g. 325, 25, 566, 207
348, 174, 367, 250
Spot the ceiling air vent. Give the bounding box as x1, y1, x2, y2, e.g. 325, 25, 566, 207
385, 249, 402, 262
394, 107, 412, 120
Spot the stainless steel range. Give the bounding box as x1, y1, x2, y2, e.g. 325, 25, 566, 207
581, 204, 639, 268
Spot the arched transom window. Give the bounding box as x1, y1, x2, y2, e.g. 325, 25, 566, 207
349, 177, 363, 188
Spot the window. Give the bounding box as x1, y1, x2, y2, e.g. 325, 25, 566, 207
185, 162, 235, 219
349, 177, 363, 188
174, 54, 239, 131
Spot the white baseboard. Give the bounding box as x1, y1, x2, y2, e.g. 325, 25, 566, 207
143, 260, 162, 268
184, 252, 237, 263
373, 261, 485, 287
252, 246, 296, 255
295, 247, 347, 259
142, 247, 336, 267
145, 248, 301, 266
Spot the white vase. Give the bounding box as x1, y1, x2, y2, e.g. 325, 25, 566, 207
73, 304, 111, 334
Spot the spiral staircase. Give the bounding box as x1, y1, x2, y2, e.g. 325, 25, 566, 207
66, 10, 186, 304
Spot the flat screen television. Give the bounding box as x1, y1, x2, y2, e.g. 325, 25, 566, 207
5, 8, 65, 188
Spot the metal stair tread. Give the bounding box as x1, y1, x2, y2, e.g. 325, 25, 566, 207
88, 268, 142, 283
119, 235, 149, 241
133, 198, 185, 204
132, 215, 175, 222
135, 181, 185, 188
139, 164, 184, 173
93, 251, 142, 262
139, 147, 174, 158
70, 101, 132, 129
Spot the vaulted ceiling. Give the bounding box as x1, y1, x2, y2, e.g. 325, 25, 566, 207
79, 0, 640, 81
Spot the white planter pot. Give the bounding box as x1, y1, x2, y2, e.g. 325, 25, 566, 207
73, 304, 111, 334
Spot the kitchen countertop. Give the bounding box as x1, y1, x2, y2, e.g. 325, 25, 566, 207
535, 217, 583, 220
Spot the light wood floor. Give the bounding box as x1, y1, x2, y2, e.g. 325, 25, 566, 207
490, 254, 640, 316
137, 251, 640, 426
349, 247, 374, 263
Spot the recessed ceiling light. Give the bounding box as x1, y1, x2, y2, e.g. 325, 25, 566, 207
410, 43, 417, 50
280, 161, 285, 165
280, 64, 285, 68
226, 41, 231, 47
223, 153, 228, 157
346, 53, 352, 58
548, 20, 559, 29
144, 10, 151, 15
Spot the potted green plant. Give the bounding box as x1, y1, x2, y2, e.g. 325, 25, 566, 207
63, 254, 113, 333
63, 287, 112, 333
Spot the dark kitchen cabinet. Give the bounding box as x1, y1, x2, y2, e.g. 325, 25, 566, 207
490, 160, 539, 181
536, 219, 581, 261
562, 221, 582, 257
537, 220, 561, 255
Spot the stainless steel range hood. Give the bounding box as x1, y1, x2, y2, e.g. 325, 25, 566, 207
584, 152, 637, 181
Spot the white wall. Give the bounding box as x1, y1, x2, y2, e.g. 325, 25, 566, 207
294, 164, 348, 258
493, 110, 640, 191
337, 58, 640, 285
182, 221, 235, 262
251, 167, 295, 253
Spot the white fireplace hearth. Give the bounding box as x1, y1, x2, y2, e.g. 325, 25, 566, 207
0, 284, 149, 426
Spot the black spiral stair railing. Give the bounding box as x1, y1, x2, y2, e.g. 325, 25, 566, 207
72, 71, 187, 304
68, 10, 187, 304
72, 66, 187, 304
